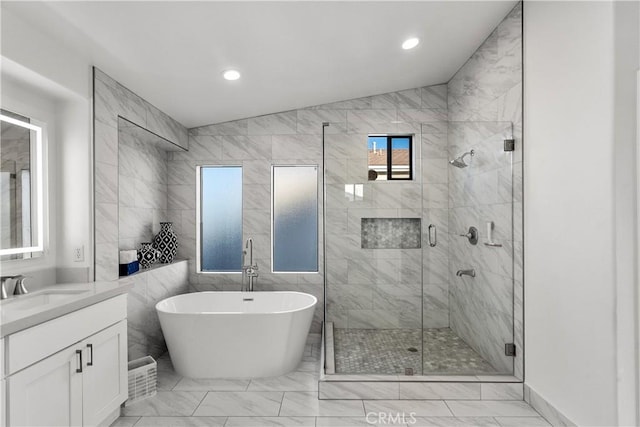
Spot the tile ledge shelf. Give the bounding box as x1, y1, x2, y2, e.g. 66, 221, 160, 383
119, 259, 188, 278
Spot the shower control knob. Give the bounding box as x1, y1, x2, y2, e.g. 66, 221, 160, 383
459, 226, 479, 245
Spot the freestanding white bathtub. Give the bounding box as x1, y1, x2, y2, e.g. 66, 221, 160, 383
156, 291, 317, 378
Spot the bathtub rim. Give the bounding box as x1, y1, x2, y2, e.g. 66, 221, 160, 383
155, 290, 318, 315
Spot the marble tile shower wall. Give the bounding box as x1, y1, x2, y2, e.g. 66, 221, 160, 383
324, 86, 448, 331
117, 126, 169, 250
168, 85, 449, 333
446, 3, 523, 377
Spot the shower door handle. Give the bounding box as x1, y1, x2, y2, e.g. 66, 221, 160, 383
428, 224, 437, 247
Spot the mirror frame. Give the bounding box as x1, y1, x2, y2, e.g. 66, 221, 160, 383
0, 113, 44, 256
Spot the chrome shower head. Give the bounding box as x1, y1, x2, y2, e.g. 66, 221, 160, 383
449, 149, 475, 168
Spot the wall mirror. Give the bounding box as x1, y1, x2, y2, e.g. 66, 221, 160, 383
0, 110, 44, 259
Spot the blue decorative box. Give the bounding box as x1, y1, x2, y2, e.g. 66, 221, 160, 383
119, 260, 140, 276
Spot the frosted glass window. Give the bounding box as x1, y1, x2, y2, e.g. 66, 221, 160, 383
273, 166, 318, 272
201, 166, 242, 272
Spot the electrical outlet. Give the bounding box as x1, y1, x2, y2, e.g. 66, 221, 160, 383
74, 246, 84, 262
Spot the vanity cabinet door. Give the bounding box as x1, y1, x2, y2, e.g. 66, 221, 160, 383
82, 320, 128, 427
8, 345, 83, 427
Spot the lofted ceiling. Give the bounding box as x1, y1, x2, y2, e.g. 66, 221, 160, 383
2, 1, 518, 128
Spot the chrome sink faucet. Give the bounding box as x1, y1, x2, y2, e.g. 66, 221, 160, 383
0, 275, 28, 299
242, 238, 259, 292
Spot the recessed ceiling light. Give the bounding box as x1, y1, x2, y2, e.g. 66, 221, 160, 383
223, 70, 241, 81
402, 38, 420, 50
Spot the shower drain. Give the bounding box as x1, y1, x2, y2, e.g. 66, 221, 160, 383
407, 347, 418, 353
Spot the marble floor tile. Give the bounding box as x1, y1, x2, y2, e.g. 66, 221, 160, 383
411, 416, 500, 426
224, 416, 316, 426
494, 416, 551, 426
279, 391, 365, 416
316, 416, 406, 426
320, 381, 401, 400
363, 400, 453, 417
173, 377, 250, 391
114, 332, 545, 427
295, 360, 321, 372
110, 417, 139, 427
446, 401, 540, 417
193, 391, 284, 417
132, 416, 227, 426
121, 391, 206, 416
247, 371, 319, 392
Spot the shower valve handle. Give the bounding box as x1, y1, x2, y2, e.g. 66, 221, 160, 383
459, 226, 479, 245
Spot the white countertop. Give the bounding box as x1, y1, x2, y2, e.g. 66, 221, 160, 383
0, 281, 132, 338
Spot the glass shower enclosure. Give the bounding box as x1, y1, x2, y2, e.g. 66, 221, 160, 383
323, 121, 516, 376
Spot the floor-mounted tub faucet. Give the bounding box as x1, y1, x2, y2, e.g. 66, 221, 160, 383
456, 269, 476, 278
242, 238, 259, 292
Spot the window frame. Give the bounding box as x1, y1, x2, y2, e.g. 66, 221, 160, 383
196, 164, 244, 274
271, 164, 319, 274
368, 134, 414, 181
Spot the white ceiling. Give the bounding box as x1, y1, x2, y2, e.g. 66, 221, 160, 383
3, 1, 518, 129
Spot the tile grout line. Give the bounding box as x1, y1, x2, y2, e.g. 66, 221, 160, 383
442, 399, 456, 417
277, 390, 286, 416
190, 391, 210, 417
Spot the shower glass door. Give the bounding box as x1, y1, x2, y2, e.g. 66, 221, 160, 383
422, 121, 515, 376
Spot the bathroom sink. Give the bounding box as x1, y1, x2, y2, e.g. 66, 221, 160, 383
1, 289, 89, 312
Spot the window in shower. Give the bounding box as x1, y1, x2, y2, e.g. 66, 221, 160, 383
367, 135, 413, 181
272, 165, 318, 273
198, 166, 243, 272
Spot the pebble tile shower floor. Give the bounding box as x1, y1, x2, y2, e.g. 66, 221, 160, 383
112, 334, 548, 427
334, 328, 497, 375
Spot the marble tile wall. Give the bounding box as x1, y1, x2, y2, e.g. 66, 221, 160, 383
121, 260, 189, 360
171, 84, 449, 333
446, 3, 523, 376
93, 69, 189, 360
93, 67, 188, 282
117, 121, 169, 251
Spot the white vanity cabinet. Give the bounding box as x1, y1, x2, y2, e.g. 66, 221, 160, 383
1, 337, 5, 427
4, 294, 128, 427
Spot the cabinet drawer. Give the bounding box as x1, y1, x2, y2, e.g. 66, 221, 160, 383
6, 294, 126, 375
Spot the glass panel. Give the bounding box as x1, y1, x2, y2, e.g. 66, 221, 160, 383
326, 136, 423, 375
367, 136, 387, 181
390, 137, 411, 179
201, 166, 243, 272
273, 165, 318, 272
421, 120, 514, 375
